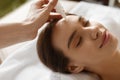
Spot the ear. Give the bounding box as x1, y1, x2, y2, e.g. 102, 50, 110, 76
67, 63, 84, 73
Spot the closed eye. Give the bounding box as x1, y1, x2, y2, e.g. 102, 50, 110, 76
76, 37, 82, 47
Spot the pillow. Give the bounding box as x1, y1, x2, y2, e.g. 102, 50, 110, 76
70, 1, 120, 24
50, 72, 100, 80
50, 1, 120, 80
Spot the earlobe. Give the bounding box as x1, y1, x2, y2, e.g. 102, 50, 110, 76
68, 64, 84, 73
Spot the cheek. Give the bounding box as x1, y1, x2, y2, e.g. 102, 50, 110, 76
78, 47, 97, 58
74, 43, 102, 63
79, 41, 98, 56
72, 35, 118, 63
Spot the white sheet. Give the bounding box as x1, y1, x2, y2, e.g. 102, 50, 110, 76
0, 39, 52, 80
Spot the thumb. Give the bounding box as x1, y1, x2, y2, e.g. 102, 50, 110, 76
46, 0, 58, 12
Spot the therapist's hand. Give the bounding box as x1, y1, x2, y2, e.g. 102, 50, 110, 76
0, 0, 62, 48
25, 0, 61, 39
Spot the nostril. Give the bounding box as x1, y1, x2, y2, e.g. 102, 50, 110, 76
93, 32, 98, 40
92, 31, 99, 40
96, 32, 99, 39
95, 30, 102, 40
90, 27, 102, 40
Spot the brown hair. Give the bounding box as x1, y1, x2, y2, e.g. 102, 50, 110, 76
37, 19, 71, 74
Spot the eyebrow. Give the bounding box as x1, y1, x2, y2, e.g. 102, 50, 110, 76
68, 30, 77, 48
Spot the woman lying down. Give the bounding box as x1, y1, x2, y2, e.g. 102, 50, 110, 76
37, 15, 120, 80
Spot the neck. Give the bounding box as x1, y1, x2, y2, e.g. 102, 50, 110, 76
89, 49, 120, 80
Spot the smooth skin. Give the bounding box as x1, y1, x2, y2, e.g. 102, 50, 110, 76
52, 15, 120, 80
0, 0, 61, 48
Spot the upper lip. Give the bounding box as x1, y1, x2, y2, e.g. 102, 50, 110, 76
99, 30, 107, 48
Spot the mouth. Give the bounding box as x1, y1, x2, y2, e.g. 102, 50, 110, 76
99, 30, 110, 48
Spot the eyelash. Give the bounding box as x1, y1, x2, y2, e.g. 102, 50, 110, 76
76, 37, 82, 47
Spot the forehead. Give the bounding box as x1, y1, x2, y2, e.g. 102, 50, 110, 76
51, 15, 79, 51
58, 15, 79, 25
54, 15, 79, 31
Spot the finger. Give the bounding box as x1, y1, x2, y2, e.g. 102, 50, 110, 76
35, 0, 46, 8
47, 13, 62, 21
41, 5, 56, 12
46, 0, 58, 12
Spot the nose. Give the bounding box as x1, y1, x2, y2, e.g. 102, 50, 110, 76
84, 26, 102, 40
91, 26, 101, 40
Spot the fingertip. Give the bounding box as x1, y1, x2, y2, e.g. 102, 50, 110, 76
35, 0, 45, 8
47, 0, 58, 11
50, 14, 62, 19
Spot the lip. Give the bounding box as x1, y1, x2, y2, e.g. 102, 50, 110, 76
99, 30, 110, 48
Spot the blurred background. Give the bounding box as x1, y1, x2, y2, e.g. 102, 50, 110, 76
0, 0, 27, 18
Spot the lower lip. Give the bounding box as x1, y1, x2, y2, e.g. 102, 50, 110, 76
101, 31, 110, 48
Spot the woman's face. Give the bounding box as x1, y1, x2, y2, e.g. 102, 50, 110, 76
51, 15, 118, 70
